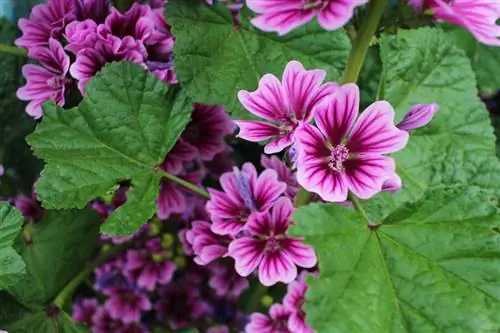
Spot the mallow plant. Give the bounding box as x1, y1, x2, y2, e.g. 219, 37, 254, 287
0, 0, 500, 332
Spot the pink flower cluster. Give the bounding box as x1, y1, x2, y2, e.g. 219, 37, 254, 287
408, 0, 500, 46
16, 0, 175, 118
235, 60, 439, 203
246, 273, 315, 333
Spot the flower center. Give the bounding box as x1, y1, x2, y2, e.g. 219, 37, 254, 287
46, 76, 68, 90
234, 168, 256, 211
303, 0, 327, 10
279, 116, 297, 136
328, 145, 349, 172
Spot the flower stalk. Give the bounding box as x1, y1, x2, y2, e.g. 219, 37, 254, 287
0, 44, 27, 57
294, 0, 388, 208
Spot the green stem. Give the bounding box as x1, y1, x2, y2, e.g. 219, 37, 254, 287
347, 192, 370, 221
159, 170, 211, 199
342, 0, 388, 83
53, 239, 138, 309
294, 0, 388, 208
0, 44, 27, 57
244, 284, 267, 314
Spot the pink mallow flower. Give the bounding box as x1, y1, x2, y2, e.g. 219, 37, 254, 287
208, 262, 249, 299
261, 155, 299, 199
17, 39, 71, 119
235, 61, 336, 154
295, 83, 409, 202
103, 286, 152, 324
123, 238, 176, 291
207, 163, 286, 236
246, 0, 368, 36
415, 0, 500, 46
64, 19, 99, 54
182, 104, 235, 161
283, 275, 315, 333
397, 103, 439, 131
16, 0, 76, 49
185, 221, 233, 266
246, 304, 293, 333
227, 197, 317, 286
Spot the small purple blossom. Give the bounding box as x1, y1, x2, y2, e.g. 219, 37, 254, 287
295, 83, 409, 202
235, 61, 336, 154
227, 198, 317, 286
17, 39, 71, 118
261, 155, 299, 199
123, 238, 176, 291
64, 19, 99, 54
246, 304, 293, 333
185, 221, 233, 266
207, 162, 286, 236
381, 173, 403, 193
208, 262, 249, 299
283, 275, 315, 333
73, 298, 99, 327
397, 103, 439, 131
103, 286, 152, 323
91, 307, 148, 333
16, 0, 76, 49
182, 104, 235, 161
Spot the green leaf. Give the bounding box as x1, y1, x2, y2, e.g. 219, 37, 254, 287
293, 186, 500, 333
167, 0, 350, 119
442, 24, 500, 94
0, 293, 88, 333
0, 203, 24, 290
370, 27, 500, 219
27, 61, 192, 235
8, 209, 100, 305
100, 173, 162, 234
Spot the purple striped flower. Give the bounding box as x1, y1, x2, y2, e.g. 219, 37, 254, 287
227, 198, 317, 286
185, 220, 233, 266
17, 39, 71, 118
245, 304, 293, 333
103, 286, 152, 324
261, 155, 299, 199
207, 163, 286, 236
283, 275, 315, 333
295, 83, 409, 202
397, 103, 439, 132
235, 61, 336, 154
246, 0, 368, 36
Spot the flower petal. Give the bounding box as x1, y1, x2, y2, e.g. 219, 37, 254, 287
258, 251, 297, 286
382, 173, 402, 193
250, 10, 316, 36
347, 101, 409, 155
281, 238, 317, 268
315, 83, 359, 146
317, 0, 369, 30
238, 74, 288, 121
234, 120, 281, 142
264, 132, 295, 154
282, 60, 335, 121
228, 237, 265, 277
344, 155, 396, 199
270, 197, 294, 233
253, 169, 287, 211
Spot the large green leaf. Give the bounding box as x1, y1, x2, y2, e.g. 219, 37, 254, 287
8, 209, 100, 305
27, 61, 193, 235
369, 27, 500, 219
0, 203, 24, 290
0, 292, 88, 333
167, 0, 350, 119
293, 186, 500, 333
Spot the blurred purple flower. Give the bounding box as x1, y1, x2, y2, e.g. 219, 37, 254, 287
103, 286, 152, 323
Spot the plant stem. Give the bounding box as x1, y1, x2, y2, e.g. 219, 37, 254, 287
53, 239, 137, 309
158, 170, 211, 199
342, 0, 389, 83
294, 0, 388, 208
347, 192, 370, 221
0, 44, 27, 57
